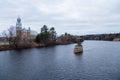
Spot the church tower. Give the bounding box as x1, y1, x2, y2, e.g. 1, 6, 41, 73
16, 16, 22, 28
16, 16, 22, 41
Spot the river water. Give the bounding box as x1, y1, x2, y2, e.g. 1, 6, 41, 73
0, 41, 120, 80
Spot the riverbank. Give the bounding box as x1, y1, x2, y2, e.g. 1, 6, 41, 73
0, 41, 74, 51
0, 45, 34, 51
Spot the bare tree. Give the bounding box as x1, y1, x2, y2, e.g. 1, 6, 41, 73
1, 30, 9, 45
2, 26, 17, 47
8, 26, 17, 47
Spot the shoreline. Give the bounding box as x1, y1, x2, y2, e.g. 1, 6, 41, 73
0, 42, 73, 51
0, 40, 119, 51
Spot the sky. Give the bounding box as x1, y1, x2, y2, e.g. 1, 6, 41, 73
0, 0, 120, 35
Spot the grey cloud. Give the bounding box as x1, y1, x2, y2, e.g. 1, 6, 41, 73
0, 0, 120, 35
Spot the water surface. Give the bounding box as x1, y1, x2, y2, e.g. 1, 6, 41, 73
0, 41, 120, 80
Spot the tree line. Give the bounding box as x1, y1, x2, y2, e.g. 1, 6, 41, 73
82, 33, 120, 41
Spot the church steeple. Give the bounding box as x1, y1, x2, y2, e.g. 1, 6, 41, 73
16, 16, 22, 29
17, 16, 21, 22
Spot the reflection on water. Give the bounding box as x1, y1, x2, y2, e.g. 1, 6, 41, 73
0, 41, 120, 80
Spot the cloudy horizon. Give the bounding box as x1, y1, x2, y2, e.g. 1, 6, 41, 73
0, 0, 120, 35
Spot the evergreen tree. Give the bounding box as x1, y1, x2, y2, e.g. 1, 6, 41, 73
35, 25, 57, 43
41, 25, 48, 33
49, 27, 57, 41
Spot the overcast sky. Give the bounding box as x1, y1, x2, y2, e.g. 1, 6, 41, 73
0, 0, 120, 35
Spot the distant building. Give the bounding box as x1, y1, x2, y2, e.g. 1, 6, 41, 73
15, 17, 37, 45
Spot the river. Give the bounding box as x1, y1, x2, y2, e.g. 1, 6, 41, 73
0, 41, 120, 80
